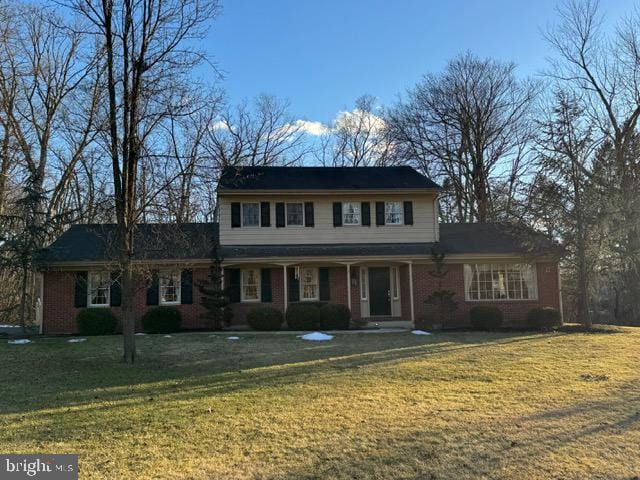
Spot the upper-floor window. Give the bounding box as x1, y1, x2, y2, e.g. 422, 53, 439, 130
241, 268, 260, 302
385, 202, 403, 225
300, 267, 319, 301
159, 270, 181, 305
287, 203, 304, 226
242, 203, 260, 227
88, 271, 110, 307
464, 264, 537, 301
342, 202, 360, 225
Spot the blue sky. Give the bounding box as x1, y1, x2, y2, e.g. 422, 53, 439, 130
206, 0, 635, 124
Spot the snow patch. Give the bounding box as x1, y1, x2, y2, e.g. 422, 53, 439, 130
227, 336, 240, 340
135, 333, 146, 336
67, 338, 86, 343
411, 330, 432, 336
163, 335, 172, 338
8, 339, 31, 345
300, 332, 334, 341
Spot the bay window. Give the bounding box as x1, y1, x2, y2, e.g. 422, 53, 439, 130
464, 264, 537, 301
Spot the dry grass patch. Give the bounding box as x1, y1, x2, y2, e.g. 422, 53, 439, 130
0, 329, 639, 479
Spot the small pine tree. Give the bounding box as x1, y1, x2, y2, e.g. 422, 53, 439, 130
199, 244, 232, 330
424, 245, 458, 327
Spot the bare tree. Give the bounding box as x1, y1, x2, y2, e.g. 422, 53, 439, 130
546, 0, 640, 321
203, 94, 309, 169
67, 0, 219, 363
318, 95, 396, 166
387, 53, 539, 222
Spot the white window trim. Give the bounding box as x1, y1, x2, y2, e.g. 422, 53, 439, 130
241, 202, 260, 227
87, 271, 110, 308
159, 269, 182, 305
241, 268, 261, 303
360, 267, 368, 301
286, 202, 305, 227
385, 201, 403, 225
464, 263, 538, 302
342, 202, 361, 226
299, 267, 319, 301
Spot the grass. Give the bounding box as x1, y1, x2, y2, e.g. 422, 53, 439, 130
1, 328, 639, 479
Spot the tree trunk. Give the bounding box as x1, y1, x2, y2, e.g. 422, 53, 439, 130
121, 258, 136, 363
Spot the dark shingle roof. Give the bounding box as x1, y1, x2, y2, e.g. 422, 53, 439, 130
218, 166, 440, 191
37, 222, 562, 265
36, 223, 218, 264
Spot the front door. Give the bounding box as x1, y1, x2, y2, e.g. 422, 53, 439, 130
368, 267, 391, 316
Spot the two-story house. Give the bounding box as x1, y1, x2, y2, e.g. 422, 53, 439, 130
37, 166, 563, 333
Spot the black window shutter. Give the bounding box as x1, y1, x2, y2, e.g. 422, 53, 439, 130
226, 268, 241, 303
333, 202, 342, 227
181, 270, 193, 304
261, 202, 270, 227
288, 267, 299, 302
261, 268, 272, 302
146, 271, 159, 305
110, 271, 121, 307
231, 202, 241, 228
361, 202, 371, 226
375, 202, 385, 226
74, 272, 88, 308
304, 202, 314, 227
275, 202, 285, 228
403, 201, 414, 225
319, 268, 330, 301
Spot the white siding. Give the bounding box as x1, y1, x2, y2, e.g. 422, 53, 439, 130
219, 193, 438, 245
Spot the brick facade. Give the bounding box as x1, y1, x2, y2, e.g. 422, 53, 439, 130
42, 260, 561, 333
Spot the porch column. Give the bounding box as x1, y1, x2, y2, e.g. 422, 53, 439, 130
346, 263, 352, 312
408, 261, 415, 324
283, 265, 288, 311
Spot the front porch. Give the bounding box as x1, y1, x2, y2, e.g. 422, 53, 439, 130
222, 260, 417, 325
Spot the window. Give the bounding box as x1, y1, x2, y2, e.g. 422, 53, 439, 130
300, 267, 319, 301
241, 269, 260, 302
391, 267, 400, 299
360, 267, 368, 301
242, 203, 259, 227
159, 270, 181, 304
385, 202, 402, 224
464, 264, 537, 301
342, 202, 360, 225
88, 271, 110, 307
286, 203, 304, 226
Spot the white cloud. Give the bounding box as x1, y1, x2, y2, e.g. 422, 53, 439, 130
291, 119, 330, 137
208, 120, 229, 131
334, 109, 386, 134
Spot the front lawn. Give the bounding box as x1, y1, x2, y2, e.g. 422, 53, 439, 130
1, 329, 639, 479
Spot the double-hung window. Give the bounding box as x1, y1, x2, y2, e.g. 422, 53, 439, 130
300, 267, 319, 301
342, 202, 360, 225
242, 203, 260, 227
464, 264, 537, 301
88, 272, 110, 307
286, 203, 304, 226
159, 270, 181, 305
385, 202, 403, 224
241, 268, 260, 302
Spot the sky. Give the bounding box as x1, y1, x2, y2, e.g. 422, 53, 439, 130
205, 0, 636, 125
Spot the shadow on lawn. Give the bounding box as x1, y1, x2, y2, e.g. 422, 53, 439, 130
0, 331, 556, 417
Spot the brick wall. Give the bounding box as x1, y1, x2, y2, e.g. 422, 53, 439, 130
42, 268, 210, 334
412, 261, 561, 329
